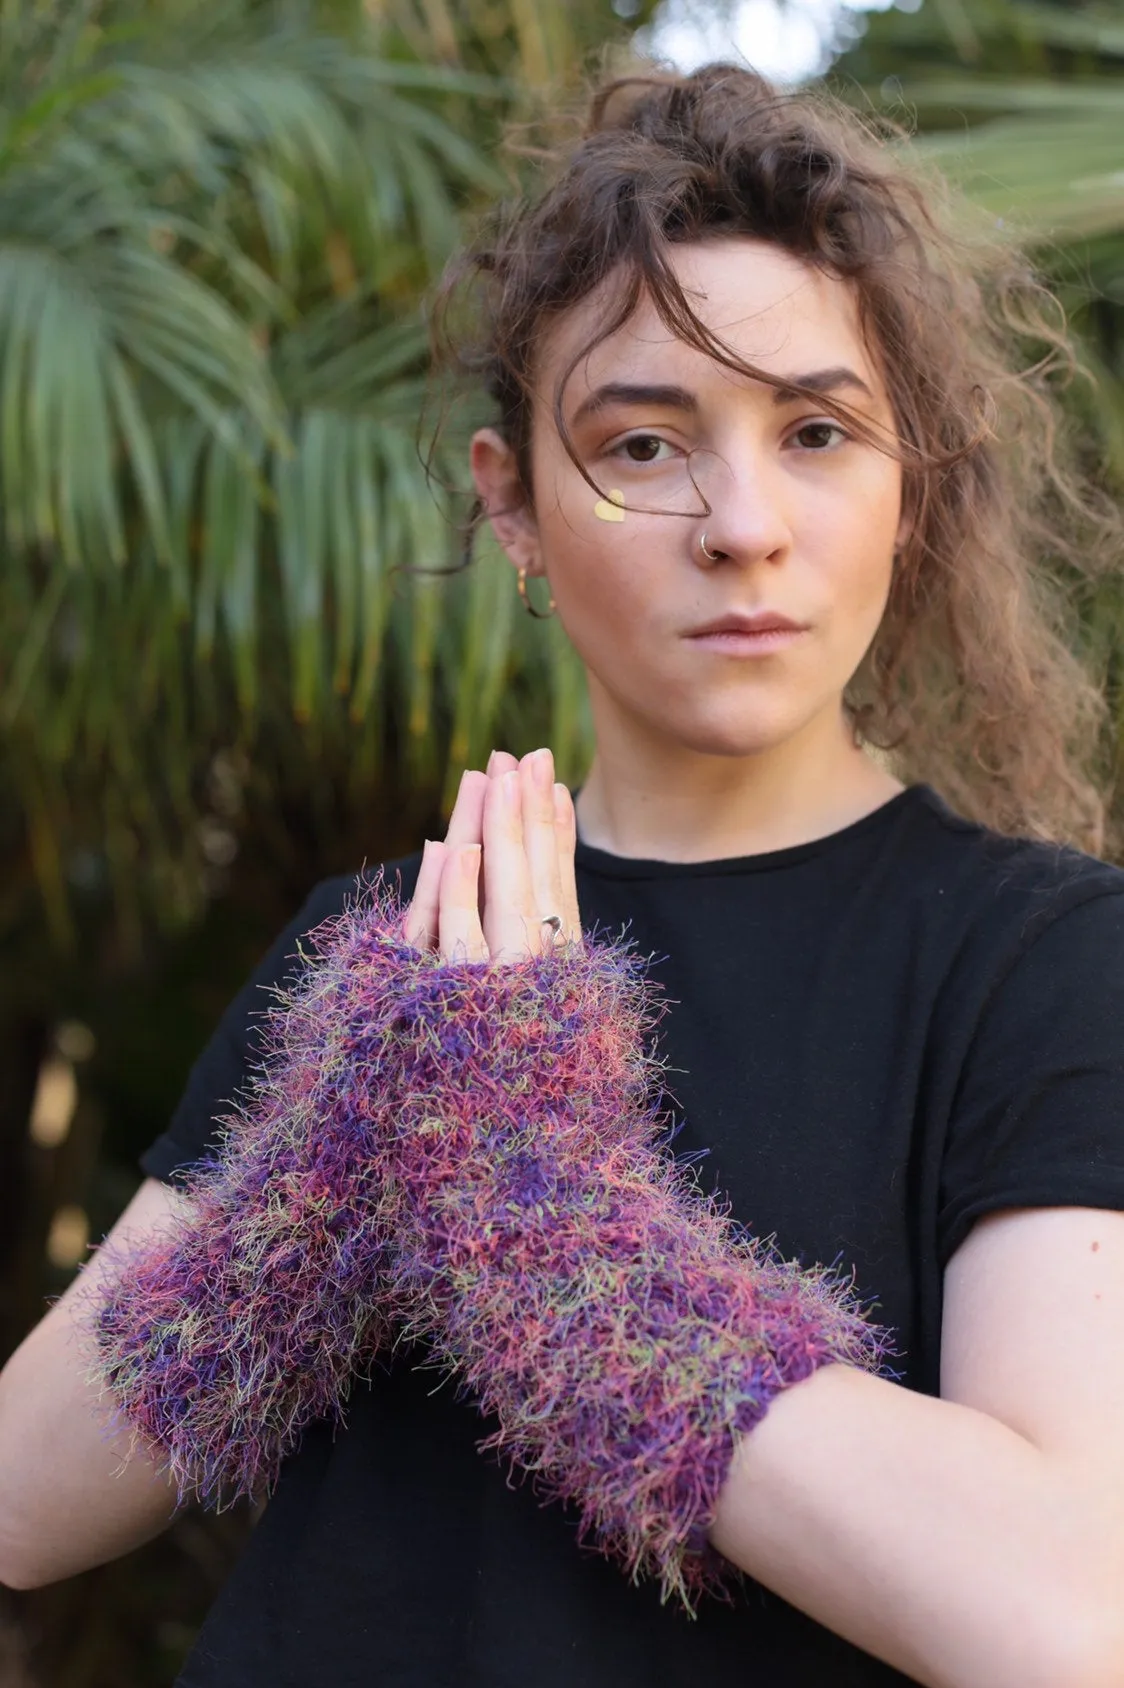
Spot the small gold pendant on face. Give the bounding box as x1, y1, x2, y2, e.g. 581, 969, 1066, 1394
593, 489, 626, 523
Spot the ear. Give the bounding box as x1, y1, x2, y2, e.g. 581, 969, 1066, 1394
470, 429, 543, 576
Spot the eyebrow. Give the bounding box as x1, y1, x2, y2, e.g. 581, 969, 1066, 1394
768, 366, 876, 405
570, 383, 698, 424
569, 366, 875, 424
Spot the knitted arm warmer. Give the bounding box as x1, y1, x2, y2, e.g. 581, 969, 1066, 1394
369, 911, 901, 1611
78, 905, 407, 1508
86, 888, 900, 1609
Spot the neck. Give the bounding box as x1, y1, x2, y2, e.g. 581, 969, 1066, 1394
573, 696, 906, 864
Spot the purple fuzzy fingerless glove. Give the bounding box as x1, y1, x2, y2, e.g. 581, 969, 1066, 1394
78, 898, 412, 1508
84, 887, 900, 1612
360, 909, 901, 1611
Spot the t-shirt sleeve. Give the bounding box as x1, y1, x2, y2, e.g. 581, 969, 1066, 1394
937, 889, 1124, 1268
140, 858, 423, 1187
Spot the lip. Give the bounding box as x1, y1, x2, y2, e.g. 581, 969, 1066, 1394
687, 627, 807, 656
685, 612, 808, 637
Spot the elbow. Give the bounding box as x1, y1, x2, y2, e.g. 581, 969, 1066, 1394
0, 1558, 48, 1593
0, 1476, 79, 1592
0, 1487, 33, 1589
0, 1507, 59, 1592
1042, 1598, 1124, 1688
1073, 1551, 1124, 1688
0, 1454, 48, 1590
975, 1585, 1124, 1688
1073, 1651, 1124, 1688
1081, 1631, 1124, 1688
0, 1523, 50, 1592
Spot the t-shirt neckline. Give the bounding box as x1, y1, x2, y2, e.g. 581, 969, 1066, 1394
573, 782, 937, 880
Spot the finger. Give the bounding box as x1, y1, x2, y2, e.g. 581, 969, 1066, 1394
403, 838, 448, 949
520, 748, 566, 953
444, 769, 489, 850
553, 784, 582, 946
486, 749, 520, 778
438, 845, 489, 963
481, 769, 534, 960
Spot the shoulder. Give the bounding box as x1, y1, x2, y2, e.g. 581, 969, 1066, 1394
206, 844, 428, 1050
884, 787, 1124, 1058
293, 851, 426, 936
260, 849, 427, 991
902, 784, 1124, 944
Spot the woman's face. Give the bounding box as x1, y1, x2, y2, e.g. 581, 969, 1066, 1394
472, 238, 907, 760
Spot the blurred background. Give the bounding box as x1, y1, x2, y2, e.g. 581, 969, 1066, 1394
0, 0, 1122, 1680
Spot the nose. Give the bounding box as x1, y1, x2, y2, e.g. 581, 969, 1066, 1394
688, 448, 793, 568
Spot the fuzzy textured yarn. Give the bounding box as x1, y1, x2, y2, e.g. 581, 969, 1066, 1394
84, 883, 901, 1611
78, 900, 407, 1509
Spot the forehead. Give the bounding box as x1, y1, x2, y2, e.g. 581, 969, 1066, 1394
539, 238, 877, 406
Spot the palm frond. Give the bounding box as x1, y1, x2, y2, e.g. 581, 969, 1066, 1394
911, 107, 1124, 239
0, 0, 640, 948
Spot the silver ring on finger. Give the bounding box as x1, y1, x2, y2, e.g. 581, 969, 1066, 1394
540, 913, 564, 946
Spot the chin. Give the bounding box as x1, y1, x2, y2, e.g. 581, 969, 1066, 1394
654, 702, 808, 760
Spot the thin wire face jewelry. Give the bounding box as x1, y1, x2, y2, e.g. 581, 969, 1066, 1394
699, 532, 721, 560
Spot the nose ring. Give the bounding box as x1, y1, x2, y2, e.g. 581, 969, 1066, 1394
699, 531, 722, 561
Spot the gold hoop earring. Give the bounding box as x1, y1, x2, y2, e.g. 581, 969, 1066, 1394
517, 565, 556, 620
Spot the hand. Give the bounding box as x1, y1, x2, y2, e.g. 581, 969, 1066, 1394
403, 747, 581, 963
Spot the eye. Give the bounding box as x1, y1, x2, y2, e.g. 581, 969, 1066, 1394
611, 433, 676, 463
791, 421, 850, 452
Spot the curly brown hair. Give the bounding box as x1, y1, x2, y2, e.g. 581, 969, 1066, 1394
431, 62, 1123, 856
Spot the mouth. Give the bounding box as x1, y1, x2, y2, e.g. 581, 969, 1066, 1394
686, 612, 807, 637
683, 612, 810, 655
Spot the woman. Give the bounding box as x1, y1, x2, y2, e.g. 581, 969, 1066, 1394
5, 63, 1124, 1688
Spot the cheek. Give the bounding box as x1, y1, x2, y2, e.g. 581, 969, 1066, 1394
818, 469, 900, 605
841, 534, 896, 612
540, 507, 666, 623
534, 450, 677, 603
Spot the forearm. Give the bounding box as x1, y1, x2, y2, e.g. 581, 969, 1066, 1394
711, 1361, 1115, 1688
0, 1179, 185, 1589
379, 930, 898, 1608
84, 903, 405, 1506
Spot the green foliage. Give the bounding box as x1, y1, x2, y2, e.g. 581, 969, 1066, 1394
0, 4, 646, 1680
0, 0, 652, 954
3, 0, 1120, 943
830, 0, 1124, 804
3, 3, 1123, 1679
832, 1, 1124, 475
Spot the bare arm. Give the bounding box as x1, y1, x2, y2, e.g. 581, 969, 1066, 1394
710, 1206, 1124, 1688
0, 1177, 191, 1590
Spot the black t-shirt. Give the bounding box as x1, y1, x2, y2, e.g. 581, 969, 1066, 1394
140, 783, 1124, 1687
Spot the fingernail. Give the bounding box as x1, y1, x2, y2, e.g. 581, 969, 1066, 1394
532, 747, 553, 791
501, 770, 519, 806
486, 750, 497, 775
